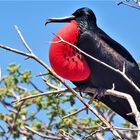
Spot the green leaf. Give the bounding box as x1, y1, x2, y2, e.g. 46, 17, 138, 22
0, 113, 4, 120
20, 71, 32, 83
7, 63, 21, 75
19, 108, 28, 116
0, 132, 4, 137
32, 121, 42, 129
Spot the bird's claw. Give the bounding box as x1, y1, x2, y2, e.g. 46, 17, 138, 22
95, 88, 106, 100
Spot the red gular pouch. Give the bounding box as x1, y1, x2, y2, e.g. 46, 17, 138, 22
49, 20, 91, 81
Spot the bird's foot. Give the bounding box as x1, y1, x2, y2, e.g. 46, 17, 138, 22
75, 86, 85, 97
95, 88, 106, 100
76, 87, 106, 100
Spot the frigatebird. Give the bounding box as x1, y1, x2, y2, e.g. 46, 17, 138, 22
45, 7, 140, 125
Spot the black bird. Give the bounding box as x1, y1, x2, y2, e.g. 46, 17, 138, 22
45, 7, 140, 125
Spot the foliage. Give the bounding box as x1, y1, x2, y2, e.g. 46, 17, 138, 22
0, 63, 138, 140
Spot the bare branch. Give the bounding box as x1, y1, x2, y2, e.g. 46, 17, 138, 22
106, 89, 140, 140
13, 89, 67, 104
13, 101, 25, 124
117, 1, 140, 10
25, 126, 62, 140
85, 125, 139, 131
57, 129, 74, 140
83, 128, 104, 140
106, 89, 140, 118
62, 95, 97, 119
81, 87, 140, 125
0, 44, 31, 58
39, 72, 61, 90
62, 107, 87, 119
15, 25, 33, 54
0, 100, 16, 113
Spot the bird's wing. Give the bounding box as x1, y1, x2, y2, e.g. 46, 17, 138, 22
77, 31, 138, 125
78, 29, 138, 68
97, 28, 138, 66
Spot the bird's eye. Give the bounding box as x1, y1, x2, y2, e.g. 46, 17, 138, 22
77, 11, 81, 16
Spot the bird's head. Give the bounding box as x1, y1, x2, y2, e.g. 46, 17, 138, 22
45, 7, 97, 27
72, 7, 96, 24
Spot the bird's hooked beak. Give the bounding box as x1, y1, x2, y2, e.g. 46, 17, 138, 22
45, 15, 75, 25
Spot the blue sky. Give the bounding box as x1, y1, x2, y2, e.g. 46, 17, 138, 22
0, 1, 140, 88
0, 1, 139, 74
0, 1, 140, 139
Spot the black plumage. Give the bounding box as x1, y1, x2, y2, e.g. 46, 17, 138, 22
46, 7, 140, 125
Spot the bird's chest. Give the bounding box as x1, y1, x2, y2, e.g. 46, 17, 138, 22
49, 21, 91, 81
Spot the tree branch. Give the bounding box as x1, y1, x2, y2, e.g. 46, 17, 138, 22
25, 126, 62, 140
117, 1, 140, 10
13, 88, 67, 104
81, 86, 140, 140
0, 26, 124, 139
15, 25, 33, 54
39, 72, 61, 90
62, 94, 97, 119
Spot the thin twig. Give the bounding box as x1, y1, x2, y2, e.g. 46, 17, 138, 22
117, 1, 140, 10
62, 107, 86, 119
58, 129, 74, 140
83, 128, 104, 139
40, 72, 61, 90
29, 80, 43, 92
83, 125, 140, 139
13, 101, 25, 124
114, 127, 140, 131
62, 95, 96, 119
13, 89, 67, 104
25, 126, 62, 140
15, 25, 33, 54
0, 100, 17, 113
0, 44, 31, 58
85, 125, 139, 131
